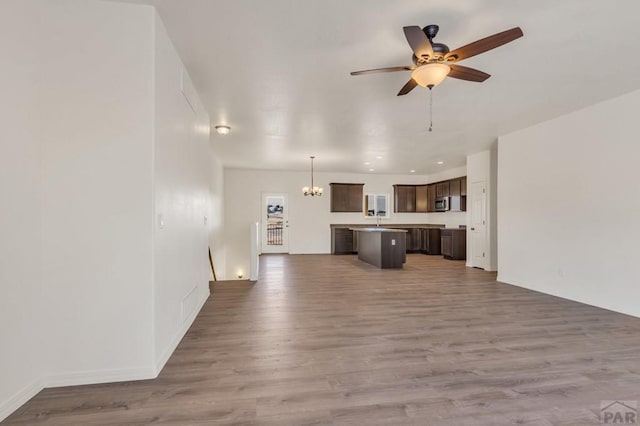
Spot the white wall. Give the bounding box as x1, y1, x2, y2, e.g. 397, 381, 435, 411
224, 167, 467, 279
40, 0, 155, 385
152, 13, 212, 370
0, 0, 46, 418
498, 89, 640, 318
0, 1, 220, 420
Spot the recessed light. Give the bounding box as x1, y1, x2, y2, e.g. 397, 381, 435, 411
410, 170, 416, 173
437, 161, 444, 165
369, 168, 375, 172
214, 125, 231, 135
376, 156, 383, 159
364, 161, 371, 165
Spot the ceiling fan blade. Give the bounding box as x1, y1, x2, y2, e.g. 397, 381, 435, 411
403, 26, 434, 59
445, 27, 523, 62
350, 66, 413, 76
447, 64, 491, 82
397, 78, 418, 96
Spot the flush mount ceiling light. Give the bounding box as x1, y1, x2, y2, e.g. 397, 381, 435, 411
302, 156, 323, 197
214, 125, 231, 135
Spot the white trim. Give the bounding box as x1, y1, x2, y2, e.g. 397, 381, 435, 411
0, 287, 209, 421
153, 286, 210, 375
497, 275, 640, 319
0, 378, 44, 423
45, 367, 156, 388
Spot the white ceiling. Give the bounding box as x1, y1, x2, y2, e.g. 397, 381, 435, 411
118, 0, 640, 174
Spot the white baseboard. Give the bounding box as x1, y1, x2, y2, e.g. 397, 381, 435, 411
0, 378, 44, 423
1, 366, 157, 422
1, 286, 211, 421
45, 366, 157, 388
154, 286, 210, 375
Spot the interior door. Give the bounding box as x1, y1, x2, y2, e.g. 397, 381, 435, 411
470, 181, 487, 269
261, 193, 289, 254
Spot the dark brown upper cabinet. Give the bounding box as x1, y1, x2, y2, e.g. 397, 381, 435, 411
393, 185, 416, 212
415, 185, 428, 213
436, 181, 450, 198
392, 177, 466, 213
449, 178, 461, 197
330, 183, 364, 212
427, 184, 437, 212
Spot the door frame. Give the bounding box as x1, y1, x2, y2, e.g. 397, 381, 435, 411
261, 192, 289, 254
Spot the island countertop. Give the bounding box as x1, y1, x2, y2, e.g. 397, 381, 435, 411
350, 227, 408, 233
331, 223, 445, 229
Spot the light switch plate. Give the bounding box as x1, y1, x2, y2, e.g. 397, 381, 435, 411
391, 239, 396, 245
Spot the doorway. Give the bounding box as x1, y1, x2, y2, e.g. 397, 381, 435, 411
261, 193, 289, 254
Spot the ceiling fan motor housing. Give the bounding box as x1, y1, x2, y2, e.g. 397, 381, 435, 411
423, 24, 439, 40
411, 25, 449, 63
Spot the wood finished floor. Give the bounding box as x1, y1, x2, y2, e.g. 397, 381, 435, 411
4, 254, 640, 425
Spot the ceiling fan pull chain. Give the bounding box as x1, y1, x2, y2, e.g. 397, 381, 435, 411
428, 86, 433, 132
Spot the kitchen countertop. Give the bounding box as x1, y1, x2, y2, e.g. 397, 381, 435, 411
350, 228, 408, 233
331, 223, 445, 229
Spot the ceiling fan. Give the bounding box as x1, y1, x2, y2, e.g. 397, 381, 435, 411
351, 25, 523, 96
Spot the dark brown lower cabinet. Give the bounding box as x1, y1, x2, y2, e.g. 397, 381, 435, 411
331, 226, 447, 256
332, 228, 354, 254
440, 228, 466, 260
420, 228, 441, 255
406, 228, 422, 253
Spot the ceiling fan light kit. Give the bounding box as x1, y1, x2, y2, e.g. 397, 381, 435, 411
411, 63, 451, 88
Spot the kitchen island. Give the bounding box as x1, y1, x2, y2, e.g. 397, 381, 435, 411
351, 228, 407, 269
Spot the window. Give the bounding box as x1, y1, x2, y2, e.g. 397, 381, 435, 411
364, 194, 389, 218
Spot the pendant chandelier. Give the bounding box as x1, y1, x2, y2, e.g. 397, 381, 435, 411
302, 156, 323, 196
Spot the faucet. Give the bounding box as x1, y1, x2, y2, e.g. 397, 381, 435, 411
376, 214, 381, 227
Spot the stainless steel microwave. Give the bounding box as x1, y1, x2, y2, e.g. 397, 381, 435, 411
435, 196, 450, 212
